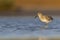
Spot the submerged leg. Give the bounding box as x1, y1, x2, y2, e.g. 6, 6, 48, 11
44, 23, 48, 29
40, 23, 48, 29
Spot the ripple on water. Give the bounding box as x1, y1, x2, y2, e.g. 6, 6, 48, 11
0, 16, 59, 37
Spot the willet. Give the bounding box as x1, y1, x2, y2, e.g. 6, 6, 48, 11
34, 12, 53, 28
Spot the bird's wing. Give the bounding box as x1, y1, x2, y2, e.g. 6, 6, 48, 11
46, 16, 53, 21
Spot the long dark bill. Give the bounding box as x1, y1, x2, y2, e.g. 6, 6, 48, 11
34, 15, 38, 18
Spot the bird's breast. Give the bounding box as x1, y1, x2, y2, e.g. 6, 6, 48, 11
38, 16, 51, 23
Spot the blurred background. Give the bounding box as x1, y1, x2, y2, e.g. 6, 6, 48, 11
0, 0, 60, 16
0, 0, 60, 40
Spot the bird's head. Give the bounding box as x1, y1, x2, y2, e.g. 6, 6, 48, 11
37, 13, 43, 17
34, 12, 42, 18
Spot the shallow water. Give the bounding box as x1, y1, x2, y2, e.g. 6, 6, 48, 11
0, 16, 60, 38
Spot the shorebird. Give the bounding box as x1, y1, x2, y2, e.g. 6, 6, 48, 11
34, 12, 53, 28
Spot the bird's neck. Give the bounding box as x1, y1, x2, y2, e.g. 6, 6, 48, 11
38, 14, 43, 19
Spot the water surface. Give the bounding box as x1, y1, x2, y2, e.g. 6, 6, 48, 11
0, 16, 60, 38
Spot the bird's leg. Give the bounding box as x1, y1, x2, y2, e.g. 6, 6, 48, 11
44, 23, 48, 29
40, 23, 48, 29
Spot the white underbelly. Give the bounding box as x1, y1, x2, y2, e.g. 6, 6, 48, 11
38, 15, 52, 23
39, 18, 51, 23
